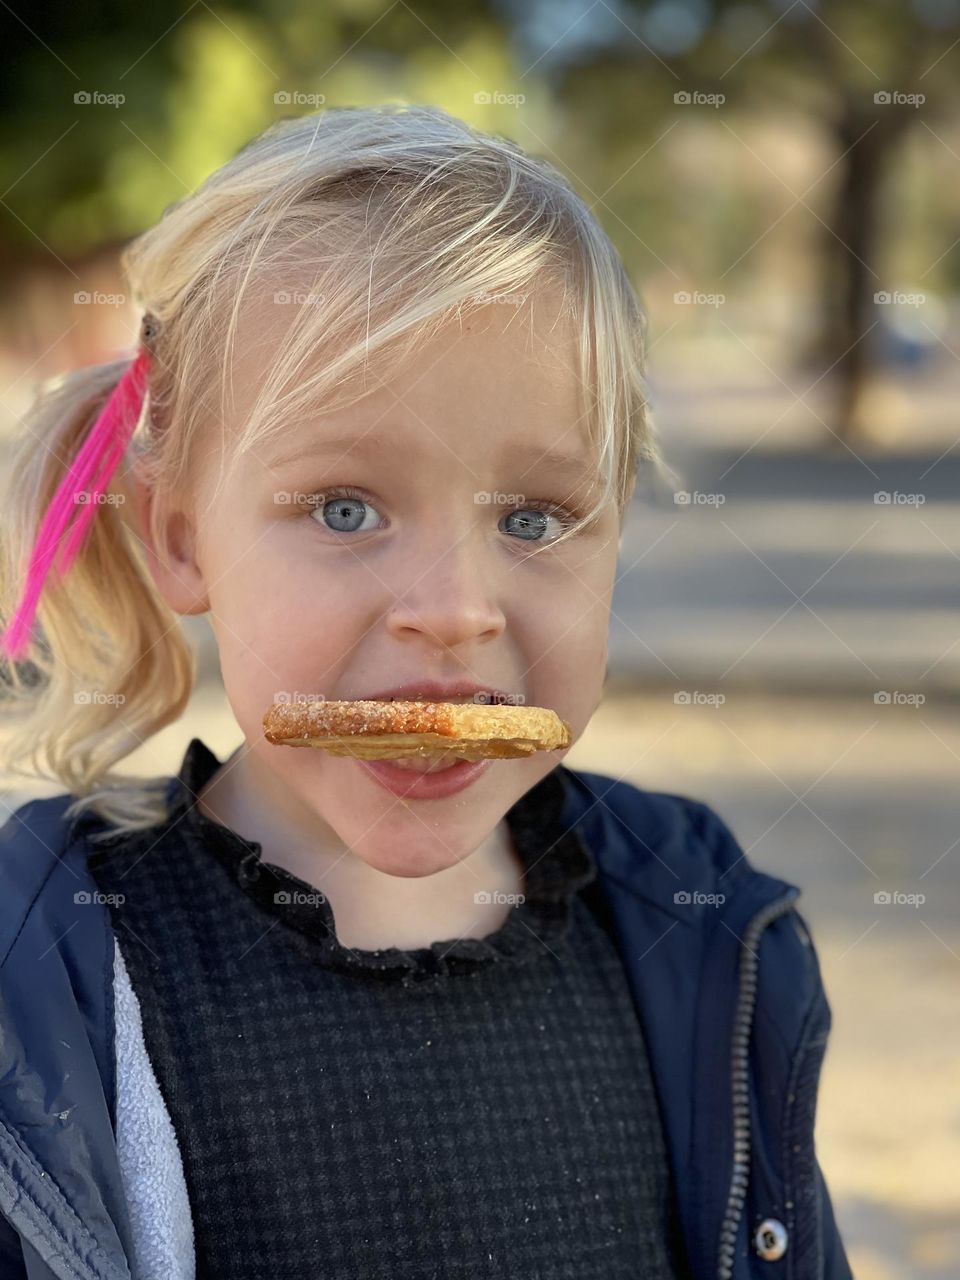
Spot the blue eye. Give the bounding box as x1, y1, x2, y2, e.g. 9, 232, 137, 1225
310, 488, 383, 533
499, 506, 572, 542
304, 488, 576, 542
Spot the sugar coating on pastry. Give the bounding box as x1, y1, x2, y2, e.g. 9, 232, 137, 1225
262, 699, 572, 760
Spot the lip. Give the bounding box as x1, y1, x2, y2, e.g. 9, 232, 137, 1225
353, 679, 516, 705
356, 757, 491, 800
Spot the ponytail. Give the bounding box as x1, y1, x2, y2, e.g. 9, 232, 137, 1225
0, 360, 195, 840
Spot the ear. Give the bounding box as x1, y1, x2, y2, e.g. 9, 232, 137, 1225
131, 468, 210, 616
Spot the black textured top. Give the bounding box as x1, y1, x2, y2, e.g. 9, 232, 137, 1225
89, 738, 691, 1279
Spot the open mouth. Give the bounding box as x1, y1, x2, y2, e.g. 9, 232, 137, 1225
384, 753, 463, 773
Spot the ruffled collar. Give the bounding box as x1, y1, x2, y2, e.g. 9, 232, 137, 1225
165, 738, 597, 984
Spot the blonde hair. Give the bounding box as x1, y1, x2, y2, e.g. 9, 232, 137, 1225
0, 102, 667, 841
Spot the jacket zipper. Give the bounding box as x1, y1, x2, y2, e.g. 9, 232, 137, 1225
717, 889, 800, 1279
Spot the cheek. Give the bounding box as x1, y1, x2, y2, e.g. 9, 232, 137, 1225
560, 542, 617, 697
203, 535, 369, 725
517, 566, 613, 730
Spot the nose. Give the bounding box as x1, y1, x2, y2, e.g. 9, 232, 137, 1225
383, 539, 506, 650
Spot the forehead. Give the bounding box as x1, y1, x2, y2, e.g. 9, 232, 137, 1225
229, 282, 598, 479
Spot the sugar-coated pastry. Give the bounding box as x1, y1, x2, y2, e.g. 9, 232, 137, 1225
262, 699, 572, 761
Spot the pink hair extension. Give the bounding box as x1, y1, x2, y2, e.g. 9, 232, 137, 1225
0, 347, 151, 662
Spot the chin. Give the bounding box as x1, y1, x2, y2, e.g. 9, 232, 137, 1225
352, 835, 472, 879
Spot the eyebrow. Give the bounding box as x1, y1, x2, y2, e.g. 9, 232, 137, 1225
505, 443, 593, 485
266, 433, 388, 469
267, 433, 592, 483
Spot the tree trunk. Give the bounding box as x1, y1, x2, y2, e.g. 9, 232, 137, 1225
817, 103, 908, 446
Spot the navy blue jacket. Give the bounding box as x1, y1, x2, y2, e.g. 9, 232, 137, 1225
0, 759, 852, 1279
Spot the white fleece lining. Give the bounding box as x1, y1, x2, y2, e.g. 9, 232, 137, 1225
113, 938, 196, 1279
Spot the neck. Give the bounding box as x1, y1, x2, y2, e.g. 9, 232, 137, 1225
196, 746, 525, 952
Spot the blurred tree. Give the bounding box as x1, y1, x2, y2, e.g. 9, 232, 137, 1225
480, 0, 960, 443
1, 0, 958, 445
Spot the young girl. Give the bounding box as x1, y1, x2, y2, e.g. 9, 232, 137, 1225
0, 105, 851, 1280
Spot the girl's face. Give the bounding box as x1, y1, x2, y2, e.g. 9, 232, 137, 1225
152, 285, 623, 877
